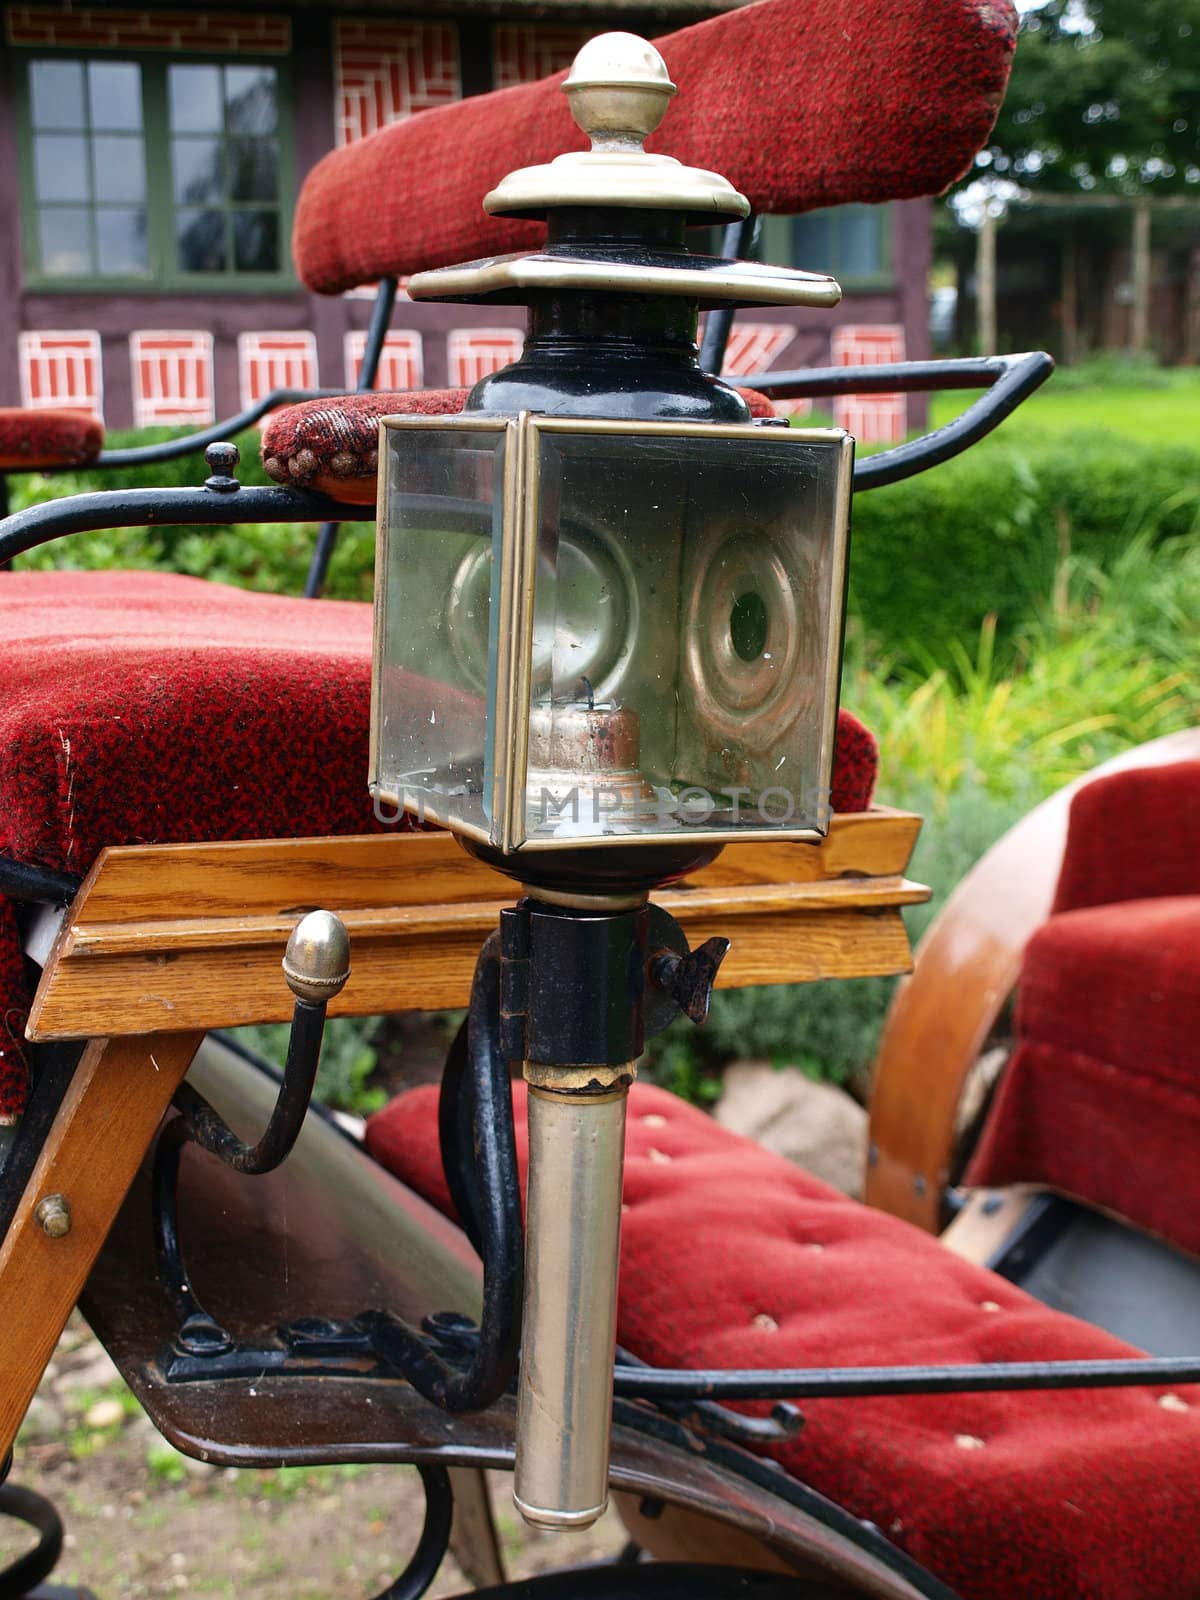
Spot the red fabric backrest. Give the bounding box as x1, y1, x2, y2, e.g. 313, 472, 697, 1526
295, 0, 1017, 294
1052, 759, 1200, 915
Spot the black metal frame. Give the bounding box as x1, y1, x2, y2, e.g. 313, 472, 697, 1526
0, 352, 1054, 574
151, 932, 524, 1412
0, 275, 399, 593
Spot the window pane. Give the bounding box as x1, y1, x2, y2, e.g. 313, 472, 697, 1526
169, 65, 222, 133
33, 134, 90, 203
29, 61, 85, 130
838, 208, 882, 277
93, 135, 145, 203
173, 138, 224, 205
224, 66, 277, 134
228, 136, 278, 202
232, 209, 279, 272
38, 207, 91, 274
96, 206, 148, 274
88, 62, 142, 130
790, 213, 832, 271
177, 207, 227, 271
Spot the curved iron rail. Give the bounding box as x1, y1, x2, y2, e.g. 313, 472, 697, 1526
96, 387, 348, 467
612, 1351, 1200, 1401
728, 351, 1054, 490
0, 480, 491, 565
0, 481, 369, 564
0, 1482, 64, 1600
373, 1464, 453, 1600
0, 352, 1055, 569
361, 932, 524, 1413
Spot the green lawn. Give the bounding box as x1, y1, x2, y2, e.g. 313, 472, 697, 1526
929, 361, 1200, 448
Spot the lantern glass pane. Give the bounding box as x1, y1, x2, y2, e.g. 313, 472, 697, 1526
375, 423, 506, 838
524, 425, 849, 844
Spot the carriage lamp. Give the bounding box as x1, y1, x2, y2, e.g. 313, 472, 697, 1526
373, 412, 852, 851
371, 31, 853, 1532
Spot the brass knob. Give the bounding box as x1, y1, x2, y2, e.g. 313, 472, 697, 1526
563, 32, 677, 150
35, 1194, 71, 1238
282, 910, 351, 1005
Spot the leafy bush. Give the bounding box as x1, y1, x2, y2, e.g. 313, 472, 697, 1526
849, 433, 1200, 666
648, 529, 1200, 1097
11, 425, 374, 601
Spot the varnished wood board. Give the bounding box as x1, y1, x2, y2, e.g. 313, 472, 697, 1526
30, 812, 926, 1041
30, 906, 917, 1041
63, 809, 923, 925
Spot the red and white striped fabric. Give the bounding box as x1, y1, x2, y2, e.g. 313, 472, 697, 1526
831, 324, 906, 444
18, 331, 103, 417
237, 333, 318, 416
344, 330, 423, 392
130, 332, 214, 427
446, 329, 524, 387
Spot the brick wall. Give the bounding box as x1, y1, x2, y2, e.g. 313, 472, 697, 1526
5, 6, 289, 52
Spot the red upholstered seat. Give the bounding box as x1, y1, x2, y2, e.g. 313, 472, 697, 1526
366, 1079, 1200, 1600
0, 570, 877, 1121
967, 761, 1200, 1252
0, 409, 104, 472
966, 899, 1200, 1250
294, 0, 1017, 293
260, 387, 778, 501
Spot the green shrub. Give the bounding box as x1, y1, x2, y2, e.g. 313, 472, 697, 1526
649, 531, 1199, 1097
849, 433, 1200, 667
11, 425, 374, 601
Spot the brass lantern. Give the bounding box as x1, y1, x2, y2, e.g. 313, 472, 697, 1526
371, 33, 853, 859
373, 412, 851, 852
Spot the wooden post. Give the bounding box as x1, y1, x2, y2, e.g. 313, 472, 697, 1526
1185, 245, 1200, 366
977, 203, 998, 357
1130, 198, 1151, 356
0, 1031, 202, 1458
1061, 232, 1079, 366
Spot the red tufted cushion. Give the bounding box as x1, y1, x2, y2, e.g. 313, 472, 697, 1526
367, 1079, 1200, 1600
294, 0, 1016, 293
260, 387, 779, 497
966, 897, 1200, 1252
0, 409, 104, 472
0, 570, 877, 1119
1051, 761, 1200, 915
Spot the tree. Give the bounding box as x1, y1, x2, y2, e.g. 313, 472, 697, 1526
968, 0, 1200, 198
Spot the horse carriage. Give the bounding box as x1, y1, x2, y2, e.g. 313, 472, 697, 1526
1, 2, 1198, 1596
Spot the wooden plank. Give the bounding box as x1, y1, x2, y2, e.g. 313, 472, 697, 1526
30, 814, 927, 1042
65, 810, 923, 925
63, 876, 928, 960
31, 901, 920, 1042
0, 1031, 202, 1458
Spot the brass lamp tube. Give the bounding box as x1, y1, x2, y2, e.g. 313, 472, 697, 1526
513, 1067, 631, 1529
